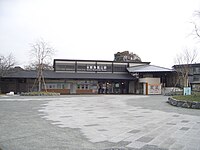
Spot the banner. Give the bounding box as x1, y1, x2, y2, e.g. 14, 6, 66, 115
148, 84, 161, 94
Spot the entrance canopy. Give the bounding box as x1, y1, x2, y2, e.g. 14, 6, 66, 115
127, 65, 174, 73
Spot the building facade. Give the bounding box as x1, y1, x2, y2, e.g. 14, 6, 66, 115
173, 63, 200, 91
0, 59, 175, 95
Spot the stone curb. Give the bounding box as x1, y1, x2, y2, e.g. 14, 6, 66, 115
167, 97, 200, 109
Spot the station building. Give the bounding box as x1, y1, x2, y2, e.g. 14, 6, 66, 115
0, 59, 175, 95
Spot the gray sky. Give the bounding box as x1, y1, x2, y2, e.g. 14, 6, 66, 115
0, 0, 200, 68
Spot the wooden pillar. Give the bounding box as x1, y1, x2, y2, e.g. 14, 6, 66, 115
146, 83, 148, 95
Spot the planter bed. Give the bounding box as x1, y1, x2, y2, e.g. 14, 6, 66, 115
168, 97, 200, 109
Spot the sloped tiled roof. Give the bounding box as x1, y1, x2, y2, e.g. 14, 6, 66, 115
127, 65, 174, 73
3, 70, 134, 80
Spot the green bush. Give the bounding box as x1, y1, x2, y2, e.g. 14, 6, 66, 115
20, 92, 60, 96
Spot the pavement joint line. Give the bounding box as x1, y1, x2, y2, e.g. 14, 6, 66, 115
1, 95, 200, 149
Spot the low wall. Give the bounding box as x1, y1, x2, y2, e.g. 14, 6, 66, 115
162, 87, 183, 96
44, 89, 70, 94
76, 89, 94, 94
168, 97, 200, 109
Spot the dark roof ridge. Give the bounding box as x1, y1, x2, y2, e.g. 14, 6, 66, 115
54, 59, 150, 64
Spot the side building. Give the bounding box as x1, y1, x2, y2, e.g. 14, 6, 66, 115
0, 59, 175, 95
173, 63, 200, 91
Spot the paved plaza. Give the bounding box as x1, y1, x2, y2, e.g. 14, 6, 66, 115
0, 95, 200, 150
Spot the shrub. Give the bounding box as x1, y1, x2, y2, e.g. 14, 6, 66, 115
20, 92, 60, 96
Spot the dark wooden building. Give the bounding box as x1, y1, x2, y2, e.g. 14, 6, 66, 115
0, 59, 175, 95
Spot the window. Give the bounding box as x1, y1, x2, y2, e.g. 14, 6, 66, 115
194, 67, 200, 74
57, 84, 61, 89
194, 75, 200, 81
46, 84, 57, 89
55, 65, 66, 71
77, 64, 87, 71
81, 85, 84, 89
113, 65, 127, 72
55, 64, 75, 71
65, 64, 75, 70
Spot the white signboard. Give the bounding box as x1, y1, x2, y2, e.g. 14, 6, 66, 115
86, 65, 107, 71
148, 84, 161, 94
183, 87, 191, 95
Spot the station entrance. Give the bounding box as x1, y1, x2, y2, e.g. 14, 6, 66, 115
97, 80, 129, 94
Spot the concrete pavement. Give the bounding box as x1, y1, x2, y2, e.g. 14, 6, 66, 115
0, 95, 200, 150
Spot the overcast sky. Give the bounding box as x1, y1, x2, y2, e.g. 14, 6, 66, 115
0, 0, 200, 68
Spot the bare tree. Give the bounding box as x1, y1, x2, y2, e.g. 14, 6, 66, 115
24, 62, 53, 70
174, 48, 198, 87
0, 53, 15, 77
191, 11, 200, 41
29, 39, 54, 92
0, 53, 15, 93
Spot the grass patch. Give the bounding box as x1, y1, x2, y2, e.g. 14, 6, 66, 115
173, 93, 200, 102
